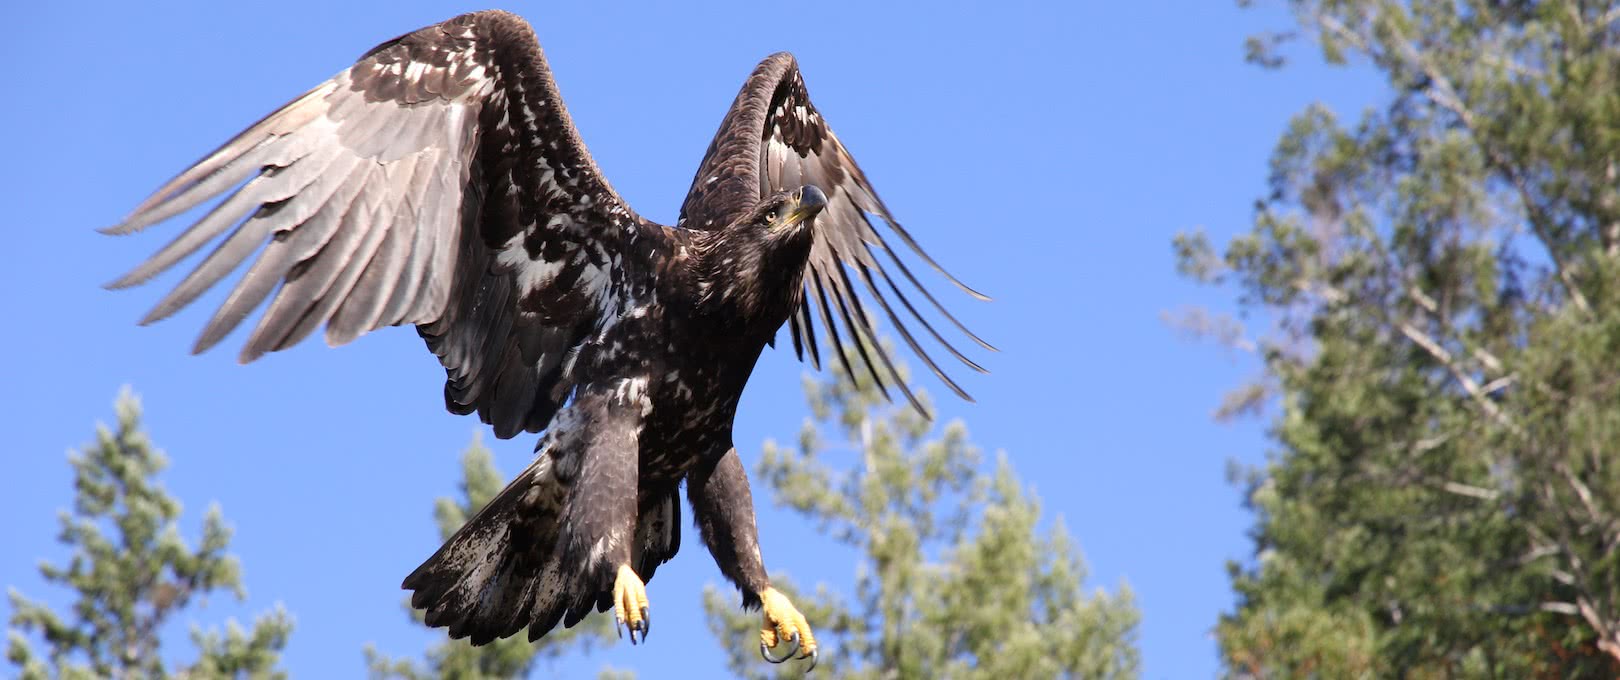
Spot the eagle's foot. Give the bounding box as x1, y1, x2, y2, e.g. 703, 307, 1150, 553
758, 587, 818, 670
613, 564, 650, 644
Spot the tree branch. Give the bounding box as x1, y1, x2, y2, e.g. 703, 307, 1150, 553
1396, 36, 1593, 314
1396, 320, 1517, 432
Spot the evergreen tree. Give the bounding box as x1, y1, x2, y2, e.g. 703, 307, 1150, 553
365, 435, 619, 680
6, 389, 292, 680
1180, 1, 1620, 675
703, 369, 1140, 679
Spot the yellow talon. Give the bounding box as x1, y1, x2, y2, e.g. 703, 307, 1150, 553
613, 564, 650, 644
759, 587, 817, 669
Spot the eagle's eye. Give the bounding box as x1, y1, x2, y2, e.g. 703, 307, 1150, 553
766, 209, 780, 223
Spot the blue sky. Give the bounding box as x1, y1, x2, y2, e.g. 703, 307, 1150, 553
2, 2, 1385, 678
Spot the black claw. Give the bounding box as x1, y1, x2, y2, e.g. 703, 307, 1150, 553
806, 648, 819, 673
641, 606, 650, 640
761, 631, 800, 664
616, 620, 623, 640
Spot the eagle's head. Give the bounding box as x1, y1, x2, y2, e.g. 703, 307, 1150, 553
740, 184, 825, 276
747, 184, 827, 238
699, 185, 827, 326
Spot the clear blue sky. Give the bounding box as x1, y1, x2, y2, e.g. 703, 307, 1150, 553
2, 2, 1385, 678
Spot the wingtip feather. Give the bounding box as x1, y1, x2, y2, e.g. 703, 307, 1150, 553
958, 282, 993, 302
104, 274, 141, 291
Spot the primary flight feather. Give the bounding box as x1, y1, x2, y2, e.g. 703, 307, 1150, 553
106, 10, 989, 667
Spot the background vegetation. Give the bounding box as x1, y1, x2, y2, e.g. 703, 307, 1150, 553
14, 1, 1620, 677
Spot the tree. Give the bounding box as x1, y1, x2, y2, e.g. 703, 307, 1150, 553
6, 389, 293, 680
703, 367, 1140, 679
365, 435, 619, 680
1180, 1, 1620, 675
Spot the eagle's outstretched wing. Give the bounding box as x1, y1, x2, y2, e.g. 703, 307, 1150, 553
106, 10, 658, 438
679, 54, 992, 415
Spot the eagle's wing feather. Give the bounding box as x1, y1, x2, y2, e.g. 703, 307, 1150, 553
680, 54, 991, 415
107, 11, 656, 437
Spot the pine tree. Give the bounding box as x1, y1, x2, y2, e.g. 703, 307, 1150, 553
365, 435, 619, 680
703, 369, 1140, 679
6, 389, 292, 680
1180, 1, 1620, 675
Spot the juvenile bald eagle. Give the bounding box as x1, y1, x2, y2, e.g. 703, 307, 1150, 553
106, 10, 989, 667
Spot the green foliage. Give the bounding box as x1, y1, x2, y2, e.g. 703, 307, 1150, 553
703, 369, 1140, 679
6, 389, 292, 680
364, 435, 620, 680
1186, 1, 1620, 675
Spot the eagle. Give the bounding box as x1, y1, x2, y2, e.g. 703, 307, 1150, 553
105, 10, 989, 668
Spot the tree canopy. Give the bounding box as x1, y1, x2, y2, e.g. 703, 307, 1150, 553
1182, 1, 1620, 675
704, 368, 1140, 679
6, 390, 292, 680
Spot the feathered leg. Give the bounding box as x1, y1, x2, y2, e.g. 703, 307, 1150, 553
688, 447, 817, 668
553, 386, 646, 642
403, 387, 648, 644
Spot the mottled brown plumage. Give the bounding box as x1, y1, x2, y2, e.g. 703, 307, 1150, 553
106, 10, 988, 661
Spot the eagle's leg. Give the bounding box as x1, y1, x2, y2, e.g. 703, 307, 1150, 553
758, 587, 815, 665
612, 564, 650, 643
554, 389, 649, 643
689, 447, 818, 669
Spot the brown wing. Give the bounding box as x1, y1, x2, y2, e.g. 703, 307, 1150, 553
105, 10, 660, 438
679, 53, 992, 415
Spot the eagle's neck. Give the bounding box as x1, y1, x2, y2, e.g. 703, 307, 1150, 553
691, 226, 812, 340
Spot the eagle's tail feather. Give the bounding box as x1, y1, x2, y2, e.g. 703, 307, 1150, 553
404, 449, 685, 645
404, 452, 584, 645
